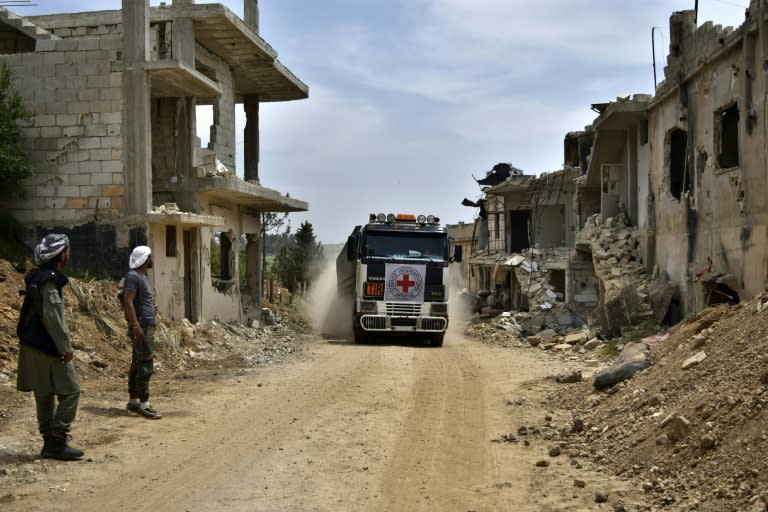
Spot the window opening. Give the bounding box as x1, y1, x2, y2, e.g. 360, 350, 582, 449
704, 282, 740, 307
669, 128, 690, 200
549, 269, 566, 295
166, 225, 177, 257
508, 210, 531, 253
718, 103, 739, 168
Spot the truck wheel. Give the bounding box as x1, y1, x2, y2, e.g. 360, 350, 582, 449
430, 333, 444, 347
353, 322, 367, 344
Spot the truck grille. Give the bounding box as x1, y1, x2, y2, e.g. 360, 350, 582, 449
421, 317, 447, 331
360, 315, 447, 332
361, 315, 386, 330
386, 302, 421, 315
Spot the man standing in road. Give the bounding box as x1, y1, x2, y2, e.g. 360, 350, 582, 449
17, 234, 84, 460
123, 245, 162, 419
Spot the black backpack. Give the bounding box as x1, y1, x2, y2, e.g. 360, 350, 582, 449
18, 270, 54, 329
117, 270, 143, 310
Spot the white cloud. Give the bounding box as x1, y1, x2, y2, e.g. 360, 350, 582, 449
11, 0, 751, 244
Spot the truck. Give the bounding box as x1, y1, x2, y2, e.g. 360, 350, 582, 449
336, 212, 462, 347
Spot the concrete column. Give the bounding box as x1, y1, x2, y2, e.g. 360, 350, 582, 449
244, 94, 259, 182
123, 0, 152, 215
176, 97, 201, 212
244, 0, 259, 33
169, 1, 198, 210
171, 0, 195, 67
246, 231, 262, 305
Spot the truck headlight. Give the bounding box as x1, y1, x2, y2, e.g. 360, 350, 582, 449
360, 300, 377, 312
431, 303, 447, 315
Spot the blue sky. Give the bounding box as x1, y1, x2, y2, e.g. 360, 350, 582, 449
14, 0, 749, 244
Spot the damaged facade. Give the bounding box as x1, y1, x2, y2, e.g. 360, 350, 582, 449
2, 0, 308, 323
445, 221, 473, 292
465, 2, 768, 334
649, 5, 767, 315
465, 166, 581, 331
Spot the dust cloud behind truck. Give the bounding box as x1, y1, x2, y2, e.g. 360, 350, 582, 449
336, 212, 462, 347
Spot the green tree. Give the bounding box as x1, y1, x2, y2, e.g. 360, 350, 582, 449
273, 221, 323, 293
0, 62, 31, 200
294, 220, 324, 285
261, 212, 289, 298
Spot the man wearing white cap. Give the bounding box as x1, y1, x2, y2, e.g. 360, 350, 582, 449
17, 233, 84, 460
123, 245, 161, 419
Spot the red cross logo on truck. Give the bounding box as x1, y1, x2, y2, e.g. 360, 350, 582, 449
396, 274, 416, 293
386, 265, 425, 301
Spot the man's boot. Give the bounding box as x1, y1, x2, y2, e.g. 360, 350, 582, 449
41, 432, 84, 461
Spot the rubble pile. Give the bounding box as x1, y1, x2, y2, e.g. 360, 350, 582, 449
465, 313, 603, 356
565, 296, 768, 511
0, 258, 309, 390
151, 202, 180, 214
476, 292, 768, 512
510, 247, 569, 311
196, 152, 235, 178
578, 214, 675, 337
580, 213, 649, 305
471, 247, 582, 334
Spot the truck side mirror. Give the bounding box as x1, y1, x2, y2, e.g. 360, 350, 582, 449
452, 245, 462, 263
346, 236, 356, 261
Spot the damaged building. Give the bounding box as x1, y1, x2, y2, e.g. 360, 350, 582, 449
465, 4, 768, 335
465, 164, 581, 329
1, 0, 308, 323
649, 5, 766, 315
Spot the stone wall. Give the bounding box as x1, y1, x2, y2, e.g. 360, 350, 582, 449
659, 10, 739, 94
650, 6, 768, 315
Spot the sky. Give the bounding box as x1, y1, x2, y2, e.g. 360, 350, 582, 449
11, 0, 750, 244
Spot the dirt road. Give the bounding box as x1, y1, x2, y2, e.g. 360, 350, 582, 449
1, 335, 642, 511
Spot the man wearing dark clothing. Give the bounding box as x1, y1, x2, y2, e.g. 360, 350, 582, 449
123, 245, 161, 419
16, 234, 84, 460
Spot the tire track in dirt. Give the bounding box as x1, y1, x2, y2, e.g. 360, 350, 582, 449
4, 336, 635, 512
18, 342, 394, 512
375, 342, 488, 511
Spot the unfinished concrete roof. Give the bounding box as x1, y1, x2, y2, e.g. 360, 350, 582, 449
583, 96, 650, 188
0, 7, 58, 42
483, 175, 535, 195
592, 97, 649, 131
197, 176, 308, 213
28, 3, 308, 102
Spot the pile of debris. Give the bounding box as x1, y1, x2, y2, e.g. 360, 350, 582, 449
0, 258, 309, 387
579, 214, 675, 336
196, 151, 235, 178
510, 247, 570, 311
580, 213, 647, 304
541, 297, 768, 512
466, 246, 581, 334
465, 312, 603, 356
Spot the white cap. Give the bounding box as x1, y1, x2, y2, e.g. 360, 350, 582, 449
129, 245, 151, 269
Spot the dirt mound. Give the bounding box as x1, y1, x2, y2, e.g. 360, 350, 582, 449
0, 258, 310, 429
467, 294, 768, 511
559, 298, 767, 512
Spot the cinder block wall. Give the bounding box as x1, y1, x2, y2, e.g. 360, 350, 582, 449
3, 34, 125, 226
195, 42, 235, 170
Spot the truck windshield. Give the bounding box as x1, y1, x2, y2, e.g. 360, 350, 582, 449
362, 231, 448, 262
